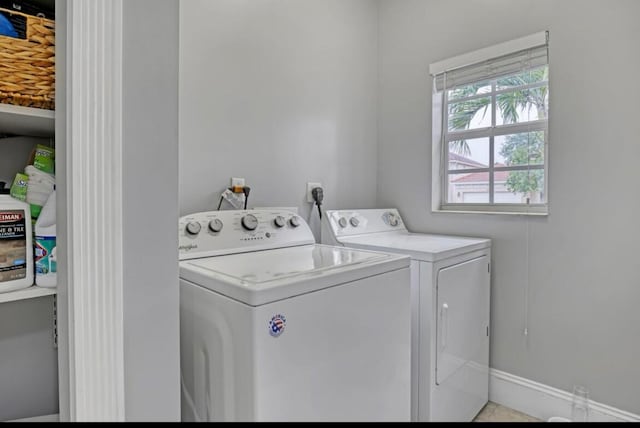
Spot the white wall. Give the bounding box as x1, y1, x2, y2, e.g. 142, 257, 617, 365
122, 0, 180, 421
377, 0, 640, 415
179, 0, 379, 236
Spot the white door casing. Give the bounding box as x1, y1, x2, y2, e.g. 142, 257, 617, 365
62, 0, 125, 421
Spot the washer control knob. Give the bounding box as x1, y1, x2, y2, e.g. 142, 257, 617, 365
186, 221, 201, 236
208, 219, 223, 233
274, 216, 286, 228
388, 214, 399, 227
338, 217, 348, 228
350, 217, 360, 227
289, 216, 300, 228
241, 214, 259, 231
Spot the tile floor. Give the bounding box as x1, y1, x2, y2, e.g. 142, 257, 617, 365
474, 401, 542, 422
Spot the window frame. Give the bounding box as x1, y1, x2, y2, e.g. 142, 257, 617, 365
430, 33, 549, 216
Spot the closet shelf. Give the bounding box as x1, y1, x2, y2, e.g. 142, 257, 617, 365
0, 104, 55, 138
0, 286, 56, 304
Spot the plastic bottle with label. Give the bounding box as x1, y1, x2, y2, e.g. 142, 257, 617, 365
34, 189, 56, 288
0, 183, 33, 293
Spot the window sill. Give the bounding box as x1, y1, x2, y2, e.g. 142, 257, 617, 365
433, 209, 548, 217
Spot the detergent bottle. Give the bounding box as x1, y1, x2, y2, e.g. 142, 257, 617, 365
0, 182, 33, 292
34, 189, 56, 288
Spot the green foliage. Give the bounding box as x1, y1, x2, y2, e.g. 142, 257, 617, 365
505, 169, 544, 196
496, 67, 549, 120
499, 132, 544, 194
448, 66, 548, 132
449, 96, 491, 131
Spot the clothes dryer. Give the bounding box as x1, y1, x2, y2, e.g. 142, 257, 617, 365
322, 208, 491, 422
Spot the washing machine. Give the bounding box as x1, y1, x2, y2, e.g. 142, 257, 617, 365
178, 209, 412, 422
321, 208, 491, 422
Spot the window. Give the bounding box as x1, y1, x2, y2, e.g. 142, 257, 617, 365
430, 32, 549, 214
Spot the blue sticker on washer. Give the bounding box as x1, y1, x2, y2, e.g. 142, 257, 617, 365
269, 314, 286, 337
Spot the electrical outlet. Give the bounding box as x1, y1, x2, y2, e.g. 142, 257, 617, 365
307, 182, 322, 203
231, 177, 245, 188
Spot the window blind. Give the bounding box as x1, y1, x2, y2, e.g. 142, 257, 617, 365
432, 32, 549, 92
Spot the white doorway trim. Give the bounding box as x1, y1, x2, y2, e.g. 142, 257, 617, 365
61, 0, 126, 421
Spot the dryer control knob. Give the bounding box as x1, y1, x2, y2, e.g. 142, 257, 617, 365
350, 217, 360, 227
186, 221, 201, 236
208, 219, 223, 233
274, 216, 286, 228
289, 216, 300, 228
338, 217, 348, 228
241, 214, 259, 231
388, 214, 399, 227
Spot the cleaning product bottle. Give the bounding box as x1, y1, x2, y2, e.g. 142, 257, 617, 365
0, 182, 34, 293
34, 188, 56, 288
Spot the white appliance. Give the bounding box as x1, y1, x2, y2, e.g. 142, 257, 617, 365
321, 208, 491, 422
179, 209, 412, 422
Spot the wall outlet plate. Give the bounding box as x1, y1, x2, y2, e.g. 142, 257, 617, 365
231, 177, 245, 188
307, 182, 322, 203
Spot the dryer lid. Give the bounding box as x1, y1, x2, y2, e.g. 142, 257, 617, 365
338, 232, 490, 262
179, 244, 409, 306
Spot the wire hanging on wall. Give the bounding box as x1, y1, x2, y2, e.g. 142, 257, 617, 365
523, 213, 530, 339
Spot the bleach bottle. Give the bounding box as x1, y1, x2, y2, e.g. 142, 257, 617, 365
0, 183, 33, 292
35, 189, 56, 288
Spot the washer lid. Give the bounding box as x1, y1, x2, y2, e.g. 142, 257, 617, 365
338, 231, 490, 262
179, 244, 409, 306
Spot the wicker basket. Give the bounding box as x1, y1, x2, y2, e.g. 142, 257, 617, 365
0, 8, 55, 110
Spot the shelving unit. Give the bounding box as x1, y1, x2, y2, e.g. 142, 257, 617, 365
0, 104, 56, 309
0, 286, 56, 304
0, 107, 55, 306
0, 104, 55, 138
0, 1, 58, 421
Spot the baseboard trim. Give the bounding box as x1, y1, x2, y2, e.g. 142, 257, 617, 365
8, 413, 59, 422
489, 369, 640, 422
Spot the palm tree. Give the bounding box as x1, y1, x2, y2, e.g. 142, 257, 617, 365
449, 67, 547, 129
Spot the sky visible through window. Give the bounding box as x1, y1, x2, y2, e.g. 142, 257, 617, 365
460, 104, 534, 166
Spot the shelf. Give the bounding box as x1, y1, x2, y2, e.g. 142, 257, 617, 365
0, 286, 56, 304
0, 104, 55, 138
